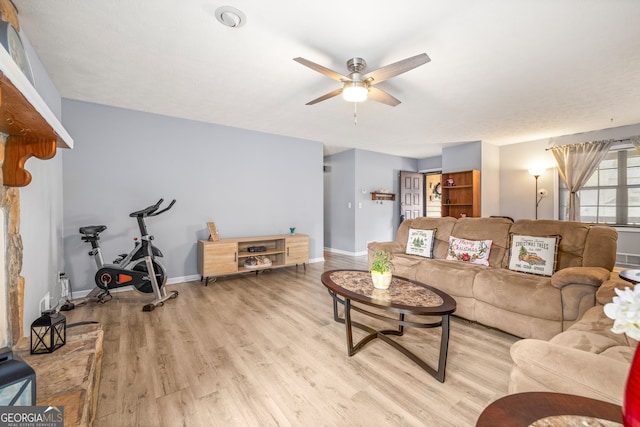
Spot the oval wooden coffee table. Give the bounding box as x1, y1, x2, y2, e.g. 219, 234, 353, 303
321, 270, 457, 382
619, 269, 640, 284
476, 392, 622, 426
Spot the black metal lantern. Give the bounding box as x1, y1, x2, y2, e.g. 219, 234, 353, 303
0, 348, 35, 405
30, 310, 66, 354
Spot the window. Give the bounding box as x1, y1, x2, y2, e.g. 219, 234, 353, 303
559, 147, 640, 225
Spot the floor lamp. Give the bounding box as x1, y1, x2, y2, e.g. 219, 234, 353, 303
528, 168, 546, 219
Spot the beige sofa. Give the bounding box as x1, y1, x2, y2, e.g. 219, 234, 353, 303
367, 217, 617, 340
509, 277, 637, 405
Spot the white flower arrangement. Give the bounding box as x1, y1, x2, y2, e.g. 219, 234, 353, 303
604, 285, 640, 341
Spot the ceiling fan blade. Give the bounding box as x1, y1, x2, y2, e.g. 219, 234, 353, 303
367, 87, 401, 107
305, 88, 344, 105
363, 53, 430, 85
293, 57, 350, 82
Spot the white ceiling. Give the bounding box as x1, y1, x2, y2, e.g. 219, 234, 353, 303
13, 0, 640, 158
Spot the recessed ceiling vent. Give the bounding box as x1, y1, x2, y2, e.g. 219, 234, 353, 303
214, 6, 246, 28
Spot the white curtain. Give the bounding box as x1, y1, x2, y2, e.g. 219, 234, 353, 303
631, 135, 640, 155
550, 140, 614, 221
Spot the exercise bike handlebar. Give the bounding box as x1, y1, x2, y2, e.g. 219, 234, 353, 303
150, 199, 176, 217
129, 199, 176, 218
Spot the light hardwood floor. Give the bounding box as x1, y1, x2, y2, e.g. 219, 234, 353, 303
64, 252, 519, 427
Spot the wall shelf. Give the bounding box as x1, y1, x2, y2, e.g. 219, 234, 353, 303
371, 192, 396, 201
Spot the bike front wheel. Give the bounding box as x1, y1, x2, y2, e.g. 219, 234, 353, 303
128, 259, 167, 294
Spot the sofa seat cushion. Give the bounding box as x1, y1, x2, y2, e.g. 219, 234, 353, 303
413, 259, 484, 299
509, 338, 630, 405
601, 346, 636, 364
473, 268, 561, 320
550, 305, 635, 360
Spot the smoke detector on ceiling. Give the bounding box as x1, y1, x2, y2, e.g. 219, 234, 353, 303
214, 6, 246, 28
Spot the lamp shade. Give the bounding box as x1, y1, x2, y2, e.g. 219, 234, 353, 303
528, 167, 545, 177
342, 82, 368, 102
30, 310, 66, 354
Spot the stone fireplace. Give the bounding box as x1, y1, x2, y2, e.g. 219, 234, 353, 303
0, 162, 25, 348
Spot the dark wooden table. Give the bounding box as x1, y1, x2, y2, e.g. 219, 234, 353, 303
619, 269, 640, 284
476, 392, 623, 426
320, 270, 456, 382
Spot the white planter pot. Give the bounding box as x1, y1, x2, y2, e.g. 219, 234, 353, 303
371, 271, 392, 289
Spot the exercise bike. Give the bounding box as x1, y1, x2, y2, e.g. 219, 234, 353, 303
61, 199, 179, 312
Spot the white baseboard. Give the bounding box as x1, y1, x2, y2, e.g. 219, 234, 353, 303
324, 247, 367, 257
68, 261, 327, 299
68, 285, 138, 299
168, 274, 200, 284
69, 280, 186, 299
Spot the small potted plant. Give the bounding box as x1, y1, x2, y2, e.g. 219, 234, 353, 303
370, 251, 393, 289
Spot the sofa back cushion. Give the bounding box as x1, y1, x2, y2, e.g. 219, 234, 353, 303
508, 220, 617, 271
449, 217, 514, 268
397, 217, 457, 259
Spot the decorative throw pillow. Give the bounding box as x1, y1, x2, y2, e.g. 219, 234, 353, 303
406, 228, 436, 258
508, 234, 561, 277
446, 236, 492, 266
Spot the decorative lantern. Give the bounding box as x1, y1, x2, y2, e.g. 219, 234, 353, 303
30, 310, 66, 354
0, 348, 35, 405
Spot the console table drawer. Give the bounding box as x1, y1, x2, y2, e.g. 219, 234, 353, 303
198, 241, 238, 277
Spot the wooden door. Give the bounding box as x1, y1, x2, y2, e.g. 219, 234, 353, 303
426, 173, 442, 217
399, 171, 424, 222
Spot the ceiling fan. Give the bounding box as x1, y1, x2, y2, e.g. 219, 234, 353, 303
293, 53, 430, 106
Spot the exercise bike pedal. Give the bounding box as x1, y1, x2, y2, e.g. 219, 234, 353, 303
97, 291, 112, 304
59, 301, 75, 311
113, 254, 128, 264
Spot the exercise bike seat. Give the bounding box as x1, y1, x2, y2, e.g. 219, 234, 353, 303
79, 225, 107, 236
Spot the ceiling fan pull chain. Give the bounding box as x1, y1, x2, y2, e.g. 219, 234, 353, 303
354, 103, 358, 125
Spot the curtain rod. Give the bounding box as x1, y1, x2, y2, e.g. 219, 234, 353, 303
545, 138, 632, 151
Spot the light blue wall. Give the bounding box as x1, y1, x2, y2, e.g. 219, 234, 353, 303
323, 150, 356, 252
324, 149, 417, 254
355, 150, 417, 253
442, 141, 482, 172
418, 156, 442, 171
61, 100, 324, 292
17, 30, 65, 335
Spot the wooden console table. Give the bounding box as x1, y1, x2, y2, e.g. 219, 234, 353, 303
198, 234, 309, 284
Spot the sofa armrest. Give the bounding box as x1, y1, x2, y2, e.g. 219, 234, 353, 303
597, 277, 636, 305
509, 339, 628, 405
551, 267, 611, 289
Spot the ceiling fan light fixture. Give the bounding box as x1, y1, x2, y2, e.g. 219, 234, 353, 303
342, 82, 368, 103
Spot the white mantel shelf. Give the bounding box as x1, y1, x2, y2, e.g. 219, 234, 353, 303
0, 47, 73, 187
